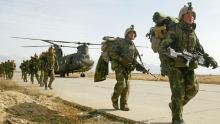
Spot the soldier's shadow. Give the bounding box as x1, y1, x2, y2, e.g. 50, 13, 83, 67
6, 102, 77, 123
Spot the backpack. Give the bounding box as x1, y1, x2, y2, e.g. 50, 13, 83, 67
147, 12, 179, 53
94, 36, 121, 82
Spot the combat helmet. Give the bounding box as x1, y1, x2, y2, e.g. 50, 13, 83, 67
179, 2, 196, 20
124, 25, 137, 38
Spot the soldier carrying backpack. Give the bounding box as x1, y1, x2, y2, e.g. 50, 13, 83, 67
95, 25, 149, 111
147, 2, 218, 124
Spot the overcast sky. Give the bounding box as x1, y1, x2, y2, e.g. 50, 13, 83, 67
0, 0, 219, 74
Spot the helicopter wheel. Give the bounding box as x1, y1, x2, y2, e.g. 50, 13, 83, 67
80, 73, 85, 77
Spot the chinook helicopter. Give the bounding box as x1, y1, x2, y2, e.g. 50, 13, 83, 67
12, 37, 100, 77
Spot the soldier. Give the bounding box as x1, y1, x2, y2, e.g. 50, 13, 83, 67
20, 60, 25, 80
39, 52, 46, 86
29, 54, 40, 84
1, 62, 6, 79
20, 60, 29, 82
0, 63, 3, 77
24, 60, 29, 82
8, 60, 16, 79
158, 3, 218, 124
5, 60, 10, 79
108, 25, 148, 111
42, 47, 58, 90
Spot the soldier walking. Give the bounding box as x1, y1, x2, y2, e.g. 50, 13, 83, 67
29, 54, 40, 84
20, 60, 29, 82
41, 47, 58, 90
106, 25, 149, 111
158, 3, 218, 124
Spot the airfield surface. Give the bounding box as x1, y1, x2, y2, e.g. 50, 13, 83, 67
14, 73, 220, 124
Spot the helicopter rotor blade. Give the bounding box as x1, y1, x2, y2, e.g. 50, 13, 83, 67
12, 36, 58, 46
12, 37, 50, 41
12, 36, 101, 46
51, 40, 101, 45
21, 45, 78, 49
85, 43, 101, 45
22, 45, 52, 47
60, 45, 78, 48
88, 47, 100, 49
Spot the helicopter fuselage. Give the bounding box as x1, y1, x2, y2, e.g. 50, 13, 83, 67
54, 45, 94, 77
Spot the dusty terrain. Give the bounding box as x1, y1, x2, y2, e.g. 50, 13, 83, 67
0, 78, 125, 124
72, 72, 220, 85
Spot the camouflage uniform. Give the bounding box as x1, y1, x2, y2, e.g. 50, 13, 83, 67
8, 60, 16, 79
41, 47, 58, 90
39, 52, 46, 86
1, 62, 6, 79
4, 61, 10, 79
0, 62, 4, 77
109, 25, 141, 111
1, 60, 16, 80
29, 54, 40, 84
159, 3, 218, 124
20, 60, 29, 82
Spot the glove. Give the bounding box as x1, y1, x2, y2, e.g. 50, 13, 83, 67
209, 58, 218, 69
206, 56, 218, 69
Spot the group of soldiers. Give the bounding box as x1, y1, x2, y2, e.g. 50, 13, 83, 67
94, 2, 218, 124
19, 47, 58, 90
0, 60, 16, 80
1, 2, 218, 124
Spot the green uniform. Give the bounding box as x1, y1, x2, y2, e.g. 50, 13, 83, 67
39, 52, 46, 86
1, 60, 16, 80
159, 21, 218, 123
0, 63, 4, 77
20, 60, 29, 82
8, 61, 16, 79
1, 62, 6, 79
19, 62, 25, 80
29, 56, 40, 84
41, 51, 58, 89
109, 38, 138, 109
4, 61, 9, 79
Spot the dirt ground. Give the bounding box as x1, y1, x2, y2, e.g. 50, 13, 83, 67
0, 78, 126, 124
72, 72, 220, 85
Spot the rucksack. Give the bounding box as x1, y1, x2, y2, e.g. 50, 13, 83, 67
94, 36, 121, 82
147, 12, 179, 53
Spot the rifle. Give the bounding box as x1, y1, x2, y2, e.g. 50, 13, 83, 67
131, 42, 157, 79
165, 47, 206, 67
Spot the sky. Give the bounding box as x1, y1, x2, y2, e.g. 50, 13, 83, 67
0, 0, 219, 74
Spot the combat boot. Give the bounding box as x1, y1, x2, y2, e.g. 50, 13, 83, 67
111, 95, 119, 110
48, 81, 53, 90
120, 104, 130, 111
48, 85, 53, 90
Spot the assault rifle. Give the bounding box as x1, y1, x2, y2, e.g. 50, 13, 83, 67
165, 47, 206, 67
131, 43, 157, 79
